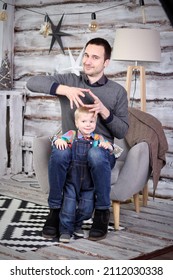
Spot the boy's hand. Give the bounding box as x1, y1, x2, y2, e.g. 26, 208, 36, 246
54, 139, 68, 150
99, 141, 113, 151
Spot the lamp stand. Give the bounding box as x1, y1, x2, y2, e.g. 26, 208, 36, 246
125, 65, 146, 112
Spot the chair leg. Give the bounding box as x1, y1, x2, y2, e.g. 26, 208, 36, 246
112, 186, 148, 232
143, 184, 148, 206
112, 201, 120, 230
133, 193, 140, 213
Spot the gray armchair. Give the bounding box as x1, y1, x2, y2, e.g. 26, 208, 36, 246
33, 135, 150, 231
110, 106, 168, 230
33, 107, 168, 231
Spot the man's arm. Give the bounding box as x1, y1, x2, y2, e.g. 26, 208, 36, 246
26, 75, 90, 109
26, 75, 57, 94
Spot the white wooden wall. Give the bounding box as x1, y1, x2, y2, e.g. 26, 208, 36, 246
0, 0, 173, 187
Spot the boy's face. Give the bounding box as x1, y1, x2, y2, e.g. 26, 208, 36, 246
75, 112, 97, 137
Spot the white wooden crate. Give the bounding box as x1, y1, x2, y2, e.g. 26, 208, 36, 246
0, 91, 23, 176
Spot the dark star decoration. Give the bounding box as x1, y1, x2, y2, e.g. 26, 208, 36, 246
47, 14, 72, 54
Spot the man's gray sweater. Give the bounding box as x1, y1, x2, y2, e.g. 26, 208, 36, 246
26, 73, 129, 143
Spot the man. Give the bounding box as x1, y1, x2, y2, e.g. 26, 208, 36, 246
27, 37, 129, 241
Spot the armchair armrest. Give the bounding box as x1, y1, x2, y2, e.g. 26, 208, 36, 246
33, 136, 51, 194
110, 142, 150, 202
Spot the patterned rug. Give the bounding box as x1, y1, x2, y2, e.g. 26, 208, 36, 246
0, 194, 115, 253
0, 194, 59, 252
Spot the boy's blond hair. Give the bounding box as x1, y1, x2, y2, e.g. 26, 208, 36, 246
74, 107, 96, 121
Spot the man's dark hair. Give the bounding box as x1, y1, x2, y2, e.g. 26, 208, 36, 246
85, 37, 112, 61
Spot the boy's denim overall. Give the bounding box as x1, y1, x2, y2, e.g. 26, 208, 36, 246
59, 138, 94, 235
48, 139, 116, 223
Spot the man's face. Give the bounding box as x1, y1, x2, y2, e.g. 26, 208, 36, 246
82, 44, 109, 78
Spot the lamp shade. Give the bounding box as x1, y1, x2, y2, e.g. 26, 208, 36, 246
112, 28, 161, 63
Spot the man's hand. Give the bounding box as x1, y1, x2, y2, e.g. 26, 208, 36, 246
56, 85, 91, 109
84, 90, 110, 119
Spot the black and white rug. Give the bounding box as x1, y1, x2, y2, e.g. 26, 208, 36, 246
0, 194, 115, 253
0, 194, 59, 252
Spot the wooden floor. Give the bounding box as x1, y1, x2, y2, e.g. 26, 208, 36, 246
0, 174, 173, 260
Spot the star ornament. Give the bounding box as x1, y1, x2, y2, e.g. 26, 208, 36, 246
47, 14, 72, 54
60, 48, 84, 76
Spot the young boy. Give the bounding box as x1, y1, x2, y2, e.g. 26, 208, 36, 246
51, 107, 118, 243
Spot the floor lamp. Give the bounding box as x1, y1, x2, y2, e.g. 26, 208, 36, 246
112, 28, 161, 112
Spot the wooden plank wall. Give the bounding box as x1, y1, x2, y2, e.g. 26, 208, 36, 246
2, 0, 173, 185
